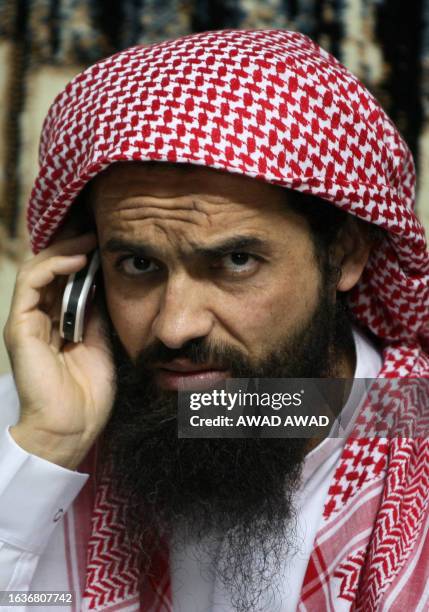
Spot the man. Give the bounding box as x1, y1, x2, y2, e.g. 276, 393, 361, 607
0, 29, 428, 612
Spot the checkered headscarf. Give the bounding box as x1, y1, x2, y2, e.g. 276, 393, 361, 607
27, 28, 428, 350
26, 30, 429, 611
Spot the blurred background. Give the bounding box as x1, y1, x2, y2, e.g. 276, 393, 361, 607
0, 0, 428, 375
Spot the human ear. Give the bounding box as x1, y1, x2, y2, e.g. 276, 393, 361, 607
332, 217, 374, 293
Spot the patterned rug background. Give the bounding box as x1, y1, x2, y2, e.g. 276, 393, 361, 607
0, 0, 428, 373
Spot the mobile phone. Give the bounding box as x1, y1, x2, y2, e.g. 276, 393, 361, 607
60, 249, 101, 343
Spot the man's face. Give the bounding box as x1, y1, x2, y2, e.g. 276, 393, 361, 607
89, 162, 353, 611
92, 162, 329, 382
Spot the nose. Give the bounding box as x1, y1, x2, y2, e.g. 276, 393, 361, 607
151, 275, 215, 349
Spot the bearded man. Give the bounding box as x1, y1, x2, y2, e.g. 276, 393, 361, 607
1, 29, 428, 612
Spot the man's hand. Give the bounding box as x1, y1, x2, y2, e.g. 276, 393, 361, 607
3, 233, 116, 470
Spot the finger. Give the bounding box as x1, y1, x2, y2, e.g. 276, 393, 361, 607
23, 232, 97, 265
16, 233, 98, 313
39, 274, 67, 313
10, 255, 88, 317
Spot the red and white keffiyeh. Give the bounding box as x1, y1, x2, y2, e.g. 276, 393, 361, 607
26, 30, 429, 611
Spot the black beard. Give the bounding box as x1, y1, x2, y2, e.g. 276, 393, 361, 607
96, 280, 353, 612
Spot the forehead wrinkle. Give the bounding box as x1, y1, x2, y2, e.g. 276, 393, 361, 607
94, 190, 265, 217
102, 206, 276, 260
99, 192, 233, 212
99, 198, 258, 235
103, 204, 208, 229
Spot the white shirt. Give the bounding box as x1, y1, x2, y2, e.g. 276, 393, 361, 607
0, 327, 382, 611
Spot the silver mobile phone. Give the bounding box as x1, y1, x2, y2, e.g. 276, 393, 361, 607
60, 249, 100, 343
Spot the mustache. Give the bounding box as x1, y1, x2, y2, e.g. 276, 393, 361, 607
134, 337, 247, 371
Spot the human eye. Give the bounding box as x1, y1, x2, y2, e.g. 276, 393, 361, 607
220, 252, 261, 275
115, 255, 159, 276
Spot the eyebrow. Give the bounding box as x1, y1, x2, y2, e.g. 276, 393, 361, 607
101, 235, 270, 260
